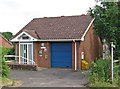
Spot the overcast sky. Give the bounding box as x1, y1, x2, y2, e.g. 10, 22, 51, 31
0, 0, 98, 35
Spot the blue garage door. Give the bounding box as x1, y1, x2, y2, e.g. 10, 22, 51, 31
51, 42, 72, 68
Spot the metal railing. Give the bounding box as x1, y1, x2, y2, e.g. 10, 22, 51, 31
3, 55, 36, 64
20, 56, 35, 64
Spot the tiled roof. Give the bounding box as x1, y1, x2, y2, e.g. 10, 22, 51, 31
24, 30, 40, 39
11, 15, 93, 40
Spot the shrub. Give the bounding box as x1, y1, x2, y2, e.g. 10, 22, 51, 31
7, 44, 15, 60
89, 58, 110, 83
0, 47, 10, 59
0, 47, 15, 61
0, 47, 10, 78
1, 59, 10, 77
113, 63, 119, 79
89, 58, 119, 86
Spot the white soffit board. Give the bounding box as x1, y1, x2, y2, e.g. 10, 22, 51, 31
80, 18, 95, 41
11, 31, 38, 42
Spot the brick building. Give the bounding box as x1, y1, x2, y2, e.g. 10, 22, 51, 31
10, 15, 102, 70
0, 34, 13, 49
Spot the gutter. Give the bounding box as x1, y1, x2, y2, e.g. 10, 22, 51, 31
73, 40, 77, 71
11, 38, 82, 42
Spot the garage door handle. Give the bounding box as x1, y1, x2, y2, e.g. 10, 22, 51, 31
66, 65, 69, 67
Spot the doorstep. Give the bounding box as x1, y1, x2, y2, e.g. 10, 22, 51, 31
37, 67, 48, 71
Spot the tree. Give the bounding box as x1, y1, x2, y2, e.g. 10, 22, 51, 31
0, 32, 13, 41
0, 32, 15, 56
88, 1, 120, 59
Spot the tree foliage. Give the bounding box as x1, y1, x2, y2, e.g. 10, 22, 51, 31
88, 1, 120, 59
0, 32, 15, 55
0, 32, 13, 41
0, 47, 10, 59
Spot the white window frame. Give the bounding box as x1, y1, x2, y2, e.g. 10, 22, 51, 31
19, 42, 33, 64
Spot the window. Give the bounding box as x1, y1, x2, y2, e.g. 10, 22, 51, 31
22, 35, 29, 39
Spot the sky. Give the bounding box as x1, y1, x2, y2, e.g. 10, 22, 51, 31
0, 0, 98, 35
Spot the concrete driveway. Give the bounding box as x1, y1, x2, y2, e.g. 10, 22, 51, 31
10, 68, 90, 87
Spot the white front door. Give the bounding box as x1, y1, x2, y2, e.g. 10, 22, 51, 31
19, 43, 33, 64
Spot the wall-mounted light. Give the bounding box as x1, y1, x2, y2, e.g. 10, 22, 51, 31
81, 52, 84, 60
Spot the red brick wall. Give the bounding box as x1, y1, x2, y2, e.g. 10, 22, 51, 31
78, 24, 102, 69
71, 24, 102, 71
15, 42, 19, 63
33, 42, 38, 65
0, 35, 13, 49
36, 42, 50, 68
33, 42, 51, 68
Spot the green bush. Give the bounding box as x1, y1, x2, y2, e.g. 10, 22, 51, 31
89, 58, 110, 83
113, 63, 119, 79
0, 47, 10, 59
89, 58, 119, 87
89, 58, 119, 82
1, 59, 10, 77
0, 47, 15, 61
7, 45, 15, 60
0, 47, 10, 78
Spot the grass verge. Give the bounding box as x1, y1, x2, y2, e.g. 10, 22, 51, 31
0, 77, 22, 87
0, 77, 13, 86
88, 78, 119, 87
